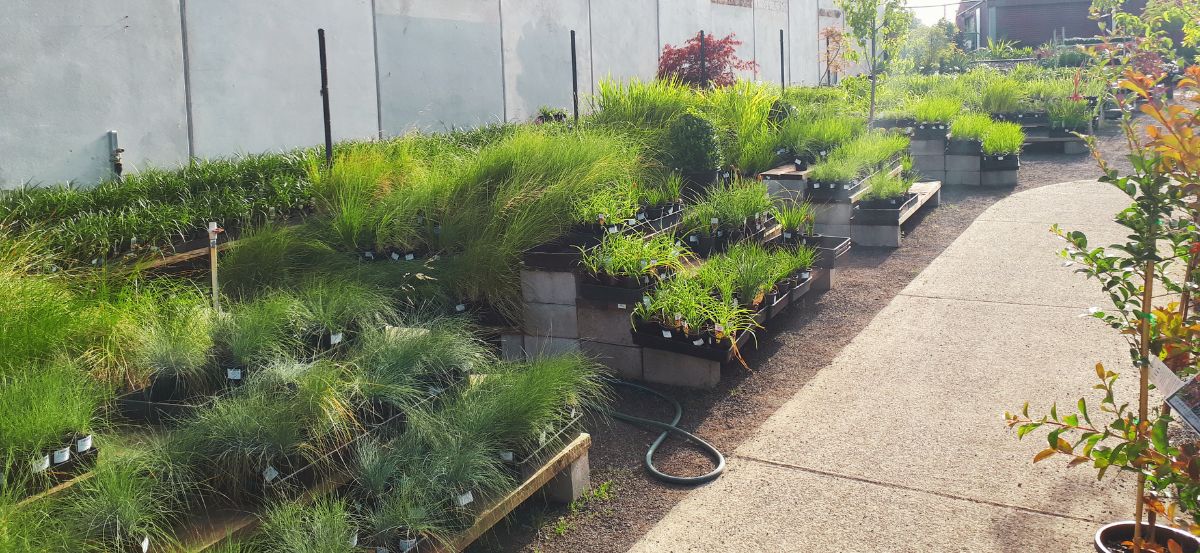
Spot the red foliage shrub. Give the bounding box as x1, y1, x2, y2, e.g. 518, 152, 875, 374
657, 32, 758, 87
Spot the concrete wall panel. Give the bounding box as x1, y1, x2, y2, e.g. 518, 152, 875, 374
500, 0, 592, 122
590, 0, 660, 86
185, 0, 379, 157
375, 0, 504, 132
658, 0, 710, 48
754, 3, 790, 85
709, 4, 756, 81
0, 2, 189, 187
792, 0, 822, 84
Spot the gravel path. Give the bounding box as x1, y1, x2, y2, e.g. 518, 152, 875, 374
468, 123, 1135, 553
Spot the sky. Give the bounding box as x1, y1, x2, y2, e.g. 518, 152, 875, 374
905, 1, 958, 25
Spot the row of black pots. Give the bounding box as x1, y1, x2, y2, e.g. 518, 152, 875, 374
27, 431, 98, 479
578, 268, 674, 305
682, 218, 777, 258
776, 233, 852, 270
854, 193, 919, 225
982, 154, 1020, 171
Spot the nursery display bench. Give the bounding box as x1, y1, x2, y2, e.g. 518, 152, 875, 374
1024, 134, 1089, 155
759, 163, 809, 200
850, 180, 942, 248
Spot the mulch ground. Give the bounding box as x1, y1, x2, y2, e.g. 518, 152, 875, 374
467, 123, 1135, 553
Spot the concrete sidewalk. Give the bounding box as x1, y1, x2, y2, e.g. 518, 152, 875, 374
630, 180, 1140, 552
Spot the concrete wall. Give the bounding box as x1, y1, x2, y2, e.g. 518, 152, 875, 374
0, 0, 843, 188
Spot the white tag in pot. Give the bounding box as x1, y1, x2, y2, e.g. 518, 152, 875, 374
330, 332, 344, 345
637, 212, 646, 221
783, 231, 793, 239
32, 454, 50, 473
348, 533, 359, 547
626, 219, 636, 226
391, 252, 401, 261
714, 324, 725, 333
75, 434, 93, 453
661, 330, 673, 338
642, 296, 651, 306
455, 490, 475, 507
428, 386, 444, 397
607, 225, 618, 234
455, 304, 467, 312
399, 538, 419, 552
405, 253, 415, 261
500, 450, 514, 462
363, 251, 375, 260
688, 235, 698, 243
262, 465, 280, 483
227, 368, 243, 381
141, 536, 150, 553
801, 271, 811, 280
692, 338, 704, 346
616, 303, 627, 310
52, 447, 70, 465
812, 183, 821, 189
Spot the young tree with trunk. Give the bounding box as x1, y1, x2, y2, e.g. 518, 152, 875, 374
837, 0, 913, 123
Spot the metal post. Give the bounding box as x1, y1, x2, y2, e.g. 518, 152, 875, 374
570, 30, 579, 124
318, 29, 333, 169
108, 130, 124, 182
698, 30, 706, 87
208, 222, 222, 313
779, 29, 785, 91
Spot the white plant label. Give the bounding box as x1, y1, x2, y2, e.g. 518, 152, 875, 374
52, 447, 70, 464
330, 332, 344, 345
428, 386, 444, 396
348, 533, 359, 547
801, 271, 811, 280
783, 231, 793, 239
363, 251, 375, 260
637, 213, 646, 221
1167, 376, 1200, 437
405, 253, 415, 261
714, 324, 725, 333
500, 450, 514, 462
399, 538, 419, 552
391, 252, 401, 260
75, 434, 93, 453
710, 218, 719, 225
689, 235, 699, 243
1151, 357, 1186, 397
616, 303, 627, 310
455, 304, 467, 312
262, 465, 280, 483
607, 226, 618, 234
227, 368, 243, 381
661, 330, 673, 338
643, 296, 651, 306
813, 183, 821, 189
692, 338, 704, 346
141, 536, 150, 553
32, 455, 50, 473
626, 219, 636, 226
455, 491, 475, 507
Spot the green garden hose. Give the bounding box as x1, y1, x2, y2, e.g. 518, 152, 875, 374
602, 380, 726, 486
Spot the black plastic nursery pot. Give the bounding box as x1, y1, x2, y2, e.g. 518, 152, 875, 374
788, 271, 814, 303
680, 170, 720, 200
1094, 521, 1200, 553
872, 116, 916, 129
577, 271, 667, 305
1050, 126, 1088, 138
912, 122, 949, 140
854, 194, 919, 225
807, 177, 865, 202
945, 138, 982, 156
981, 154, 1020, 171
775, 233, 851, 270
115, 382, 221, 425
631, 320, 755, 362
995, 111, 1049, 125
523, 244, 582, 272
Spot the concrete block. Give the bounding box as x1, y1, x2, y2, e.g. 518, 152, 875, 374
813, 202, 853, 226
544, 452, 590, 503
812, 267, 836, 292
852, 224, 902, 248
500, 332, 525, 361
764, 177, 805, 200
909, 139, 946, 156
577, 302, 637, 346
520, 269, 577, 305
523, 302, 578, 338
642, 347, 721, 389
580, 339, 643, 380
1063, 140, 1089, 155
944, 170, 980, 187
523, 335, 580, 358
945, 154, 980, 172
912, 154, 945, 172
981, 169, 1019, 187
914, 170, 945, 183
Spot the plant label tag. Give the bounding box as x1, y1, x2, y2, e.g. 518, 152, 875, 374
75, 434, 93, 453
363, 251, 375, 260
500, 450, 514, 462
349, 533, 359, 547
843, 184, 850, 190
616, 303, 627, 310
801, 271, 811, 280
998, 155, 1006, 160
607, 226, 618, 234
637, 213, 646, 221
455, 304, 467, 312
626, 219, 636, 226
1151, 357, 1186, 397
52, 447, 70, 465
330, 332, 344, 345
32, 455, 50, 473
714, 324, 725, 333
405, 253, 415, 261
716, 230, 724, 237
710, 218, 719, 225
262, 465, 279, 482
692, 338, 704, 346
661, 330, 673, 338
428, 386, 444, 396
643, 296, 651, 306
689, 235, 699, 243
141, 536, 150, 553
783, 231, 792, 239
391, 252, 401, 260
1167, 375, 1200, 437
227, 368, 243, 381
813, 183, 821, 189
399, 538, 419, 552
455, 491, 475, 507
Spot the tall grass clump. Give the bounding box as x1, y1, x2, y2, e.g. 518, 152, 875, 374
701, 81, 783, 175
980, 79, 1027, 114
982, 122, 1025, 155
911, 96, 962, 123
949, 113, 995, 142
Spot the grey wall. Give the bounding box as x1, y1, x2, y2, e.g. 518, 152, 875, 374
0, 0, 844, 188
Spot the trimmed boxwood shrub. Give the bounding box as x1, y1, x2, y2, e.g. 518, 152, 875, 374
664, 112, 722, 175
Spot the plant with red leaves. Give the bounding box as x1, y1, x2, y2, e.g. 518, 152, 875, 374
656, 32, 757, 88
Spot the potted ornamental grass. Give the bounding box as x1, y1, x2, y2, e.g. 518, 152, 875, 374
1048, 97, 1093, 138
678, 180, 774, 257
946, 113, 993, 156
634, 173, 684, 229
214, 290, 306, 387
578, 233, 684, 303
980, 121, 1025, 173
1006, 67, 1200, 553
854, 172, 916, 224
910, 96, 961, 140
569, 184, 640, 245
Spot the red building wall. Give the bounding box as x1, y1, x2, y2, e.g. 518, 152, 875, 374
958, 0, 1148, 48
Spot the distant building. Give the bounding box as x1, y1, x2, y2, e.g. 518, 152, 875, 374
955, 0, 1146, 49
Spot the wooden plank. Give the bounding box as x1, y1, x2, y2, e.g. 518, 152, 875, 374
431, 433, 592, 553
759, 163, 807, 180
139, 243, 230, 272
15, 471, 95, 508
898, 181, 942, 226
1024, 135, 1087, 144
182, 475, 348, 552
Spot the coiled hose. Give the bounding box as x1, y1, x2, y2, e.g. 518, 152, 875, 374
601, 380, 726, 485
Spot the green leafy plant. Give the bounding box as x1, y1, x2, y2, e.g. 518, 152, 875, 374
578, 233, 685, 281
295, 278, 395, 343
861, 172, 912, 201
981, 122, 1025, 156
216, 291, 306, 370
773, 200, 816, 235
134, 285, 216, 391
0, 361, 101, 472
664, 112, 722, 175
1047, 98, 1092, 131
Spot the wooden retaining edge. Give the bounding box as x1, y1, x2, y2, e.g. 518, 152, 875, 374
138, 242, 230, 272
15, 470, 95, 508
430, 432, 592, 553
180, 474, 347, 553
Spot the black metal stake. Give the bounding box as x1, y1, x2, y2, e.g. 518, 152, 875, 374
779, 29, 785, 91
318, 28, 333, 169
570, 30, 579, 124
698, 30, 706, 87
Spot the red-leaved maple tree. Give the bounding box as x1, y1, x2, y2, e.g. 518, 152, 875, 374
657, 32, 757, 87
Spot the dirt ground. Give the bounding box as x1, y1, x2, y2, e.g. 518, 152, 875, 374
467, 123, 1136, 553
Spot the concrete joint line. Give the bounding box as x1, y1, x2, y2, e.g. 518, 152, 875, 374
896, 292, 1090, 311
736, 455, 1103, 525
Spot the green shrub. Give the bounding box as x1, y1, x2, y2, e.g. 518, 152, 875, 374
664, 112, 722, 174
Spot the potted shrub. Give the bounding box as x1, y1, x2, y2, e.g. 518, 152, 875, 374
980, 121, 1024, 173
664, 112, 722, 191
788, 115, 864, 170
55, 451, 180, 552
1005, 68, 1200, 553
679, 180, 774, 257
363, 476, 450, 553
910, 97, 961, 140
